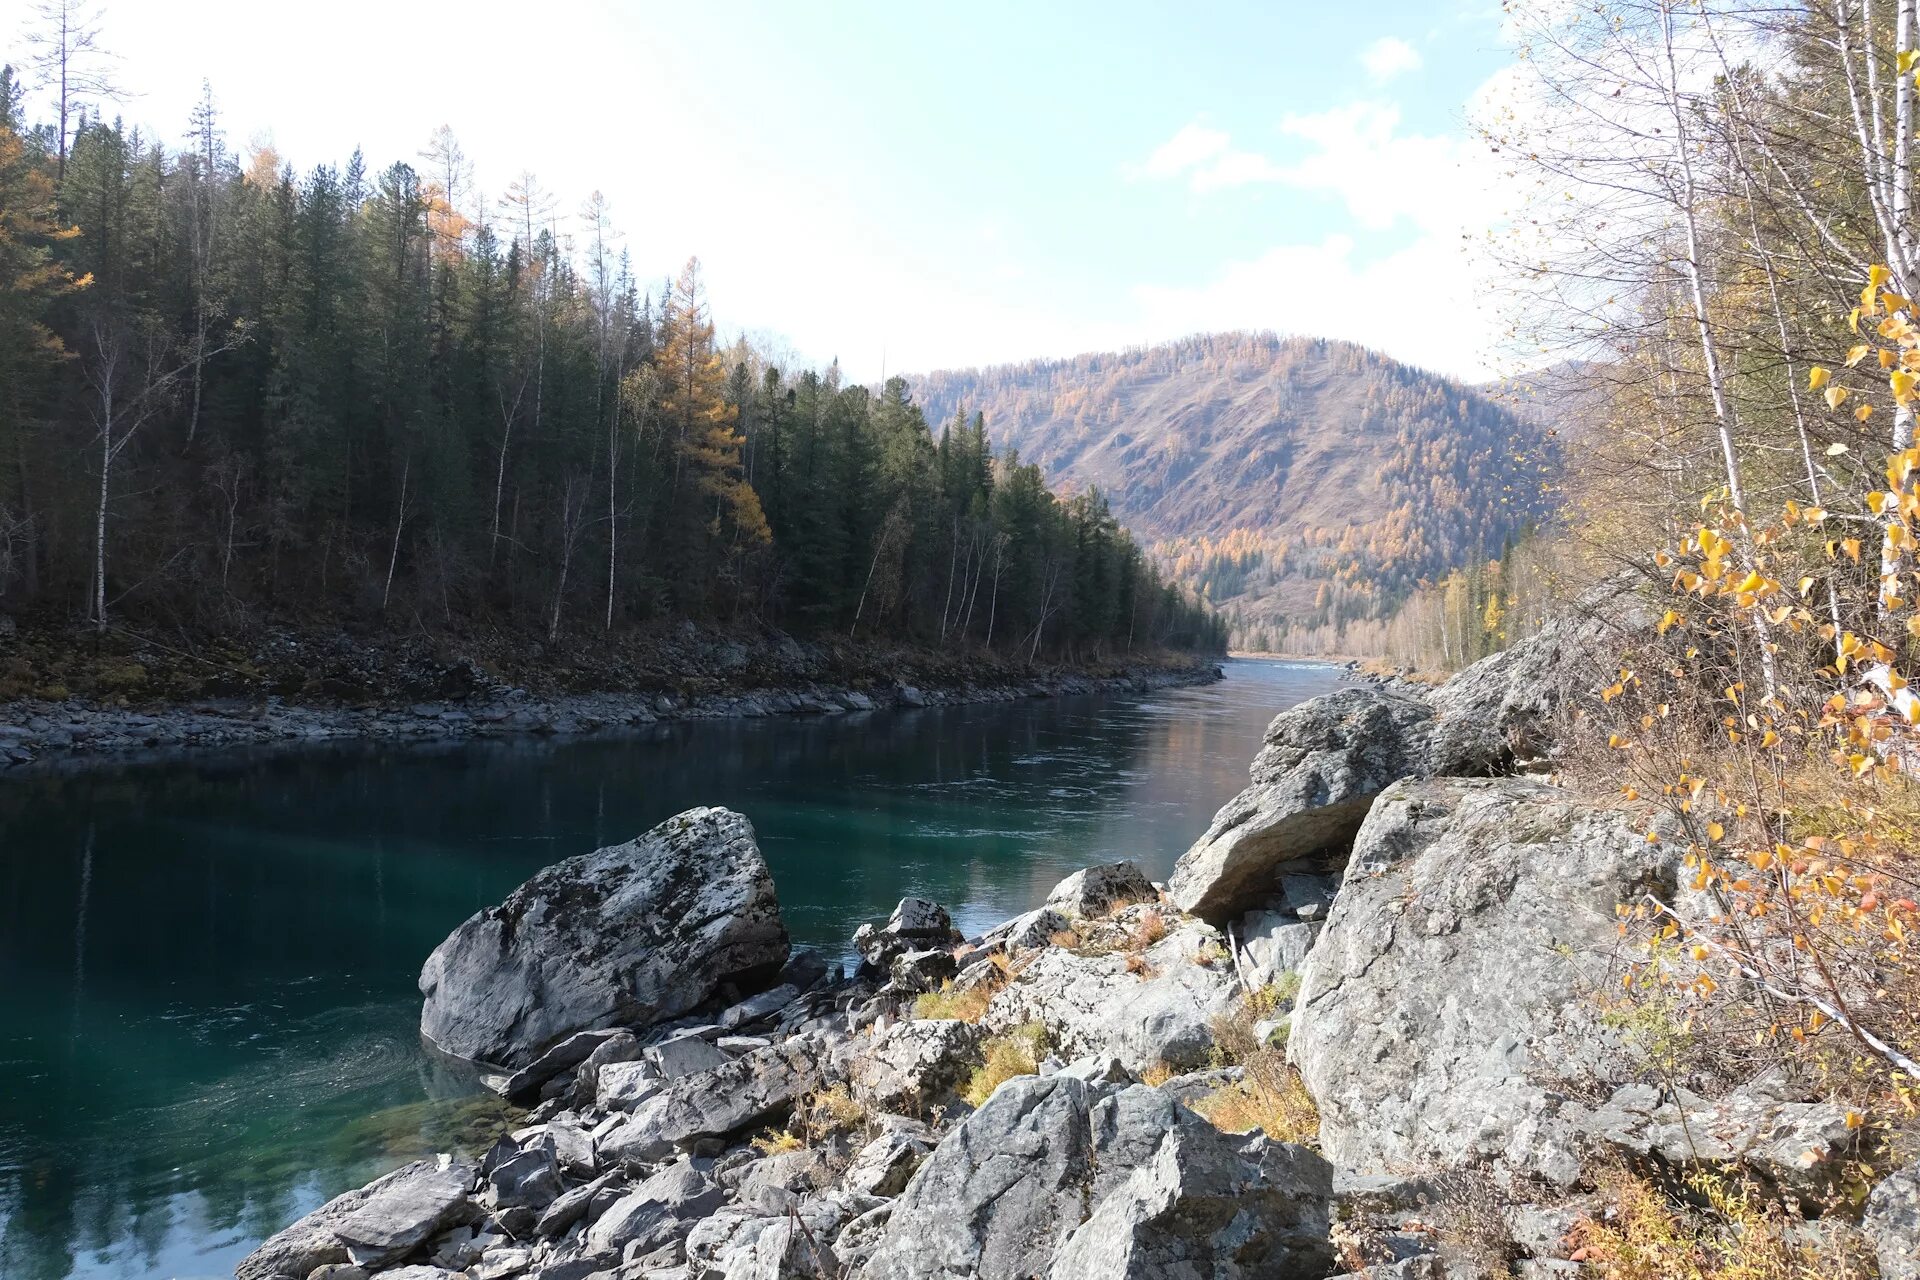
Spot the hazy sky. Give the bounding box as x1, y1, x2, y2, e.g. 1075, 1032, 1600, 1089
2, 0, 1520, 381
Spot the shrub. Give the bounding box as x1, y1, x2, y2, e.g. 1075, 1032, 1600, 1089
1191, 1050, 1319, 1147
795, 1084, 867, 1142
750, 1127, 804, 1156
1566, 1165, 1873, 1280
1126, 908, 1168, 950
962, 1022, 1049, 1107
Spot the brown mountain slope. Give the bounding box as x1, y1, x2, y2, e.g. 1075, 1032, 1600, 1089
911, 333, 1558, 649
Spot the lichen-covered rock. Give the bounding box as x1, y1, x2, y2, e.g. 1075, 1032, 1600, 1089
858, 1076, 1332, 1280
1290, 776, 1678, 1186
847, 1019, 982, 1113
1865, 1161, 1920, 1280
419, 807, 789, 1069
853, 897, 961, 970
1044, 861, 1158, 918
981, 920, 1239, 1073
1580, 1083, 1859, 1197
598, 1035, 825, 1164
1169, 688, 1435, 923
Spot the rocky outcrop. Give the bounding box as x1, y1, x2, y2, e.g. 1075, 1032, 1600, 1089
1169, 687, 1435, 923
418, 807, 789, 1069
1289, 776, 1681, 1186
981, 916, 1241, 1073
860, 1075, 1333, 1280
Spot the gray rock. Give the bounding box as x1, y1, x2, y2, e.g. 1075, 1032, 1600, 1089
586, 1161, 724, 1254
534, 1171, 620, 1238
1290, 776, 1678, 1186
598, 1060, 664, 1111
1169, 688, 1436, 922
647, 1031, 732, 1079
1866, 1161, 1920, 1280
599, 1036, 824, 1164
486, 1144, 561, 1210
498, 1028, 637, 1100
470, 1248, 534, 1280
887, 948, 957, 995
1580, 1083, 1859, 1196
237, 1161, 433, 1280
720, 984, 800, 1029
778, 948, 832, 992
854, 897, 960, 968
844, 1123, 933, 1198
419, 807, 788, 1069
332, 1158, 477, 1270
1044, 861, 1158, 919
1425, 592, 1638, 775
982, 919, 1239, 1073
976, 907, 1071, 955
847, 1019, 982, 1113
1236, 910, 1319, 989
859, 1076, 1332, 1280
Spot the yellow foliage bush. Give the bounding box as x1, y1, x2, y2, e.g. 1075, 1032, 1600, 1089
962, 1023, 1049, 1107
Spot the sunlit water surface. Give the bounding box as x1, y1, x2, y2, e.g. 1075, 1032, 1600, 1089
0, 658, 1345, 1279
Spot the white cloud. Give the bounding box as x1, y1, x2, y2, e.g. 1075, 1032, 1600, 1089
1134, 123, 1231, 179
1130, 230, 1499, 380
1359, 36, 1423, 82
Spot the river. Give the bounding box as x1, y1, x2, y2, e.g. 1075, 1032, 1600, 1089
0, 657, 1345, 1280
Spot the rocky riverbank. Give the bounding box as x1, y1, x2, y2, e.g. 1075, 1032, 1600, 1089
237, 604, 1920, 1280
0, 655, 1217, 772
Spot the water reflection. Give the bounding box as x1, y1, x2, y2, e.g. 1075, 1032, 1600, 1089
0, 658, 1344, 1279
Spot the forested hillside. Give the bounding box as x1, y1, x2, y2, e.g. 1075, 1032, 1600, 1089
0, 70, 1222, 676
912, 333, 1558, 653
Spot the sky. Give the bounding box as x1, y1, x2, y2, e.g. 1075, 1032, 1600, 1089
2, 0, 1522, 382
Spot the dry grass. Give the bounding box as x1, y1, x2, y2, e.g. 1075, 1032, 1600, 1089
913, 953, 1012, 1023
1123, 952, 1155, 979
961, 1022, 1049, 1107
1191, 1051, 1320, 1147
1047, 927, 1082, 950
1566, 1166, 1873, 1280
1126, 908, 1168, 950
1140, 1061, 1176, 1087
794, 1084, 868, 1143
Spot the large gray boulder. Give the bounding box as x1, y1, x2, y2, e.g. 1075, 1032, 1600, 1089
236, 1158, 477, 1279
419, 806, 788, 1069
858, 1076, 1332, 1280
1290, 776, 1679, 1186
598, 1034, 825, 1164
1168, 688, 1435, 923
1425, 598, 1631, 775
981, 920, 1240, 1074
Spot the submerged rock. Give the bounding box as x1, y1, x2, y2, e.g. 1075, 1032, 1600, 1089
1168, 687, 1435, 923
418, 806, 789, 1069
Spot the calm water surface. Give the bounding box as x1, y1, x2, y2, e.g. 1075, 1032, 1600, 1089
0, 658, 1344, 1279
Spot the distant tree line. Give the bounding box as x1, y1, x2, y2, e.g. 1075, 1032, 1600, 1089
0, 68, 1223, 660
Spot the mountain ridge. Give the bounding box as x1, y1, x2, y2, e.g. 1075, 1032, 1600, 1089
910, 332, 1559, 649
